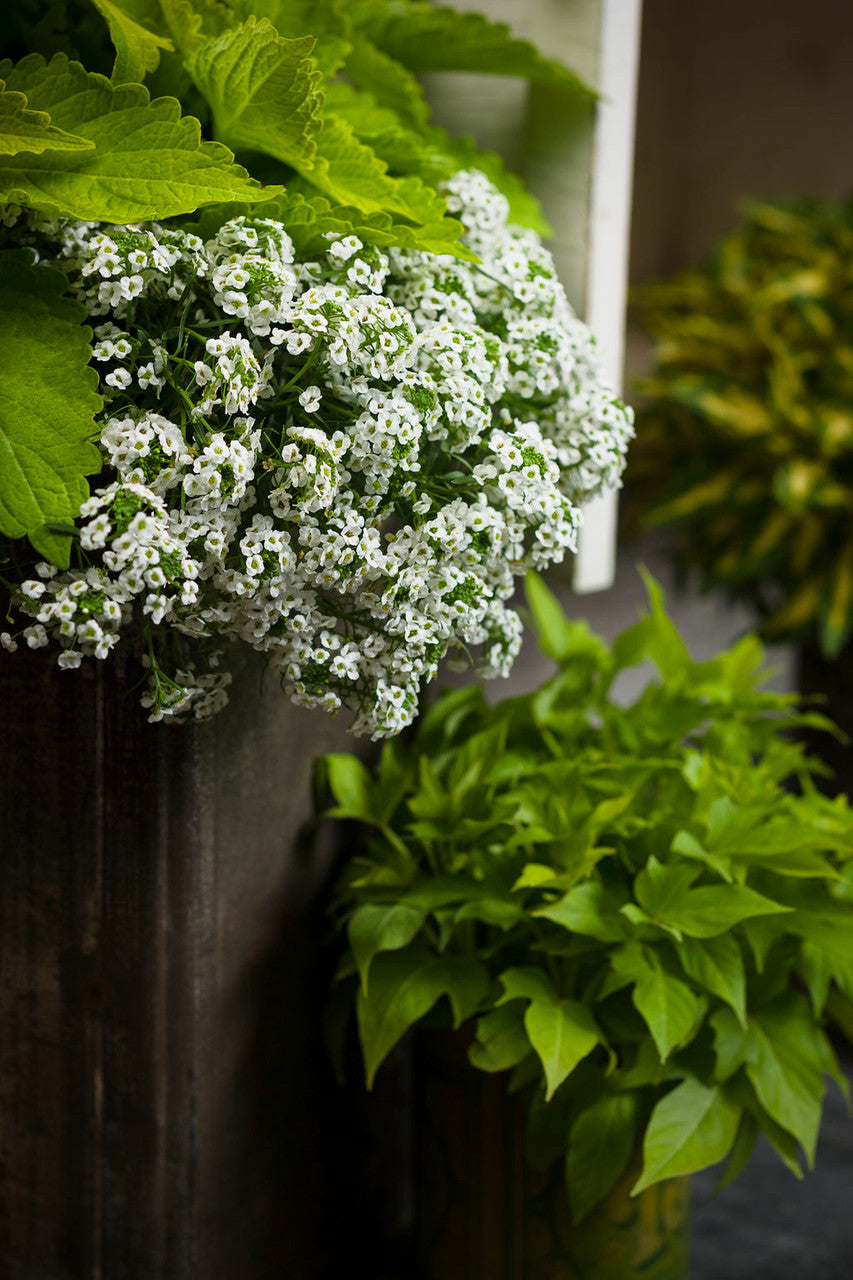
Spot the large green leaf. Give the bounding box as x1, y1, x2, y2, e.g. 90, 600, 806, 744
236, 0, 352, 74
0, 54, 274, 220
0, 81, 94, 155
635, 858, 790, 938
348, 0, 594, 96
343, 33, 429, 130
633, 1078, 740, 1194
185, 18, 322, 167
711, 995, 830, 1164
524, 997, 599, 1101
742, 998, 830, 1164
0, 250, 102, 565
356, 946, 488, 1086
348, 901, 426, 994
534, 882, 628, 943
89, 0, 174, 84
498, 967, 599, 1098
612, 944, 702, 1061
676, 934, 747, 1028
300, 114, 451, 229
468, 1004, 531, 1073
567, 1093, 639, 1222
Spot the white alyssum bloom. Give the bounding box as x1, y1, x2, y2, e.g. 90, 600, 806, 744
5, 172, 633, 735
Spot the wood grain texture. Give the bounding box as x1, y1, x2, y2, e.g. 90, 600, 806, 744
0, 648, 392, 1279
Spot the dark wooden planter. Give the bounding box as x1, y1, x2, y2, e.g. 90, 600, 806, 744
414, 1034, 689, 1280
0, 649, 405, 1279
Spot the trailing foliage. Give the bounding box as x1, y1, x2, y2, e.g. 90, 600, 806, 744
0, 0, 592, 564
631, 199, 853, 657
324, 572, 853, 1212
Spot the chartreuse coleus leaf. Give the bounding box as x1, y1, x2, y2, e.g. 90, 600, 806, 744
632, 1078, 740, 1194
498, 968, 600, 1100
232, 0, 353, 75
356, 945, 489, 1086
299, 116, 469, 252
184, 18, 322, 167
343, 33, 429, 130
88, 0, 174, 84
0, 250, 102, 566
567, 1093, 639, 1222
348, 0, 595, 97
157, 0, 233, 52
0, 54, 274, 220
0, 81, 93, 156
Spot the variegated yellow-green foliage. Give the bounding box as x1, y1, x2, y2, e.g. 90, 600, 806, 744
632, 200, 853, 657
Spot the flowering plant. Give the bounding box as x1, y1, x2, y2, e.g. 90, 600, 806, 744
323, 573, 853, 1215
1, 172, 632, 735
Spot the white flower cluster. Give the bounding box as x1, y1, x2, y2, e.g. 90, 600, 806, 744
6, 171, 633, 736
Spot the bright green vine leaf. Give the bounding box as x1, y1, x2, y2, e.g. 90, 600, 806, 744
348, 0, 595, 97
357, 946, 489, 1086
0, 82, 94, 156
568, 1094, 639, 1222
0, 250, 102, 567
185, 18, 323, 167
0, 54, 276, 221
89, 0, 174, 84
633, 1079, 740, 1194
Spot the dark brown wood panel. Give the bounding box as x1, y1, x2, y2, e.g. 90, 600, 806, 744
0, 649, 403, 1279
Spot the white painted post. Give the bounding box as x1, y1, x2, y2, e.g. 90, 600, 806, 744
574, 0, 644, 593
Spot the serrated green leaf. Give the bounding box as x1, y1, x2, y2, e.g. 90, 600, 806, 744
157, 0, 232, 53
348, 902, 426, 994
0, 53, 275, 220
185, 18, 322, 167
568, 1093, 639, 1222
343, 32, 429, 130
349, 0, 594, 97
0, 81, 94, 155
357, 946, 489, 1086
89, 0, 174, 84
300, 113, 450, 229
632, 1078, 740, 1194
0, 249, 102, 565
235, 0, 352, 75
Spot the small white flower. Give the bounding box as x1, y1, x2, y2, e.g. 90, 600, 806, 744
298, 385, 322, 413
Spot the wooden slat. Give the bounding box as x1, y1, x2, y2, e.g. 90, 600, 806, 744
0, 650, 394, 1277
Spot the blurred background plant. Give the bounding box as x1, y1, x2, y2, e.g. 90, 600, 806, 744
629, 199, 853, 660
